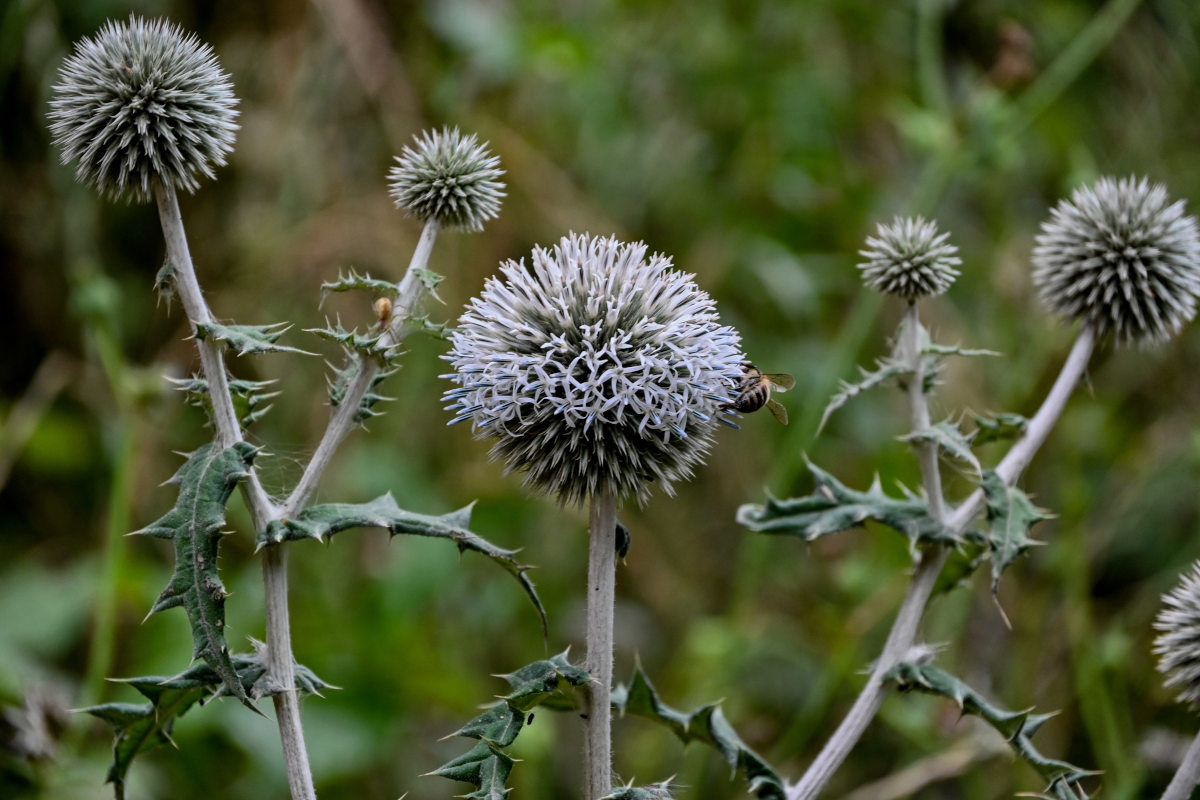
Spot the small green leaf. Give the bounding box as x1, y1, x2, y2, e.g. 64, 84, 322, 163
427, 739, 514, 798
602, 779, 676, 800
974, 470, 1052, 594
886, 662, 1097, 798
320, 268, 399, 303
83, 651, 329, 800
819, 360, 910, 433
309, 321, 400, 363
171, 375, 281, 429
971, 411, 1028, 445
154, 258, 176, 309
194, 321, 314, 356
898, 419, 981, 475
920, 343, 1002, 359
406, 314, 456, 340
448, 704, 526, 747
414, 267, 446, 303
261, 494, 547, 639
737, 461, 956, 546
134, 442, 260, 707
497, 650, 590, 711
612, 666, 785, 800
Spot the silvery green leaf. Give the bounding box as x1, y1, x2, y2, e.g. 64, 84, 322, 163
194, 321, 314, 356
819, 360, 910, 433
133, 442, 259, 707
737, 461, 956, 545
887, 662, 1097, 798
898, 419, 981, 475
171, 375, 280, 429
971, 411, 1028, 445
974, 470, 1052, 594
601, 780, 676, 800
426, 740, 513, 799
414, 267, 446, 303
261, 494, 546, 639
920, 343, 1002, 358
319, 268, 399, 303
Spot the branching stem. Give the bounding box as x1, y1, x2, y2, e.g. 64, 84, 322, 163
585, 487, 618, 800
787, 323, 1096, 800
1162, 728, 1200, 800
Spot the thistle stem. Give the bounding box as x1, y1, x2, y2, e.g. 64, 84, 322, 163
282, 218, 440, 516
787, 323, 1096, 800
585, 487, 618, 800
1162, 728, 1200, 800
154, 182, 315, 800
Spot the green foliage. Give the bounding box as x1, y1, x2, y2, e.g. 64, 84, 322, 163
172, 375, 281, 429
818, 360, 909, 433
971, 412, 1029, 445
612, 665, 785, 800
430, 651, 588, 797
193, 321, 313, 356
320, 268, 400, 301
737, 460, 956, 546
309, 321, 401, 363
325, 358, 398, 423
886, 662, 1097, 800
601, 779, 676, 800
154, 258, 176, 309
898, 419, 981, 475
133, 442, 260, 707
972, 470, 1052, 595
261, 493, 547, 638
414, 267, 446, 303
82, 650, 329, 800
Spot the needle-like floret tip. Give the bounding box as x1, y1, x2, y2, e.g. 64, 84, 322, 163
48, 15, 239, 203
1155, 562, 1200, 710
387, 127, 505, 232
1032, 176, 1200, 345
857, 216, 961, 299
443, 233, 745, 506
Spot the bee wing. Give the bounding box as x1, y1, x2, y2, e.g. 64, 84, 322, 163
766, 398, 789, 425
766, 373, 796, 392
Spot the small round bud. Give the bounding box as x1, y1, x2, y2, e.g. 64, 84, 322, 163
48, 15, 239, 203
1032, 176, 1200, 345
443, 233, 744, 506
1155, 562, 1200, 709
857, 216, 961, 300
387, 127, 505, 232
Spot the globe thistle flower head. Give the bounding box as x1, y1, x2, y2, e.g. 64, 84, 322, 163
387, 127, 505, 232
1032, 176, 1200, 345
443, 233, 745, 506
48, 15, 239, 203
1154, 562, 1200, 709
857, 216, 961, 300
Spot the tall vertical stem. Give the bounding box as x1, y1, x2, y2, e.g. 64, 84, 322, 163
585, 487, 618, 800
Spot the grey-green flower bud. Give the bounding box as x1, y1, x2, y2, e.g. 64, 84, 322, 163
1032, 176, 1200, 345
443, 233, 744, 506
1155, 562, 1200, 709
48, 15, 239, 203
857, 216, 961, 300
387, 127, 505, 232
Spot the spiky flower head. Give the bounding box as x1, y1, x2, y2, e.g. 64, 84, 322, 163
387, 127, 505, 232
1154, 561, 1200, 709
857, 216, 962, 300
48, 15, 238, 203
1032, 176, 1200, 345
443, 233, 745, 506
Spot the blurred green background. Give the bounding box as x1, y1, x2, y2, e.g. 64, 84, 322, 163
4, 0, 1200, 797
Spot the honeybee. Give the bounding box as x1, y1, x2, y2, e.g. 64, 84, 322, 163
722, 362, 795, 425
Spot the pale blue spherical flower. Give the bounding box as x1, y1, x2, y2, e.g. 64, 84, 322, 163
1033, 176, 1200, 344
388, 127, 505, 232
857, 216, 961, 300
1155, 561, 1200, 709
48, 15, 239, 203
443, 233, 745, 506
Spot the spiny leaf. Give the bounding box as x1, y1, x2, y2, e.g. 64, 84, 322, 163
154, 257, 175, 310
133, 442, 259, 707
414, 267, 446, 303
448, 704, 526, 747
920, 343, 1002, 359
886, 662, 1098, 798
407, 313, 456, 340
602, 779, 676, 800
325, 358, 398, 423
309, 320, 401, 363
971, 411, 1029, 445
427, 740, 513, 798
194, 321, 314, 356
261, 494, 547, 640
898, 419, 981, 475
320, 268, 399, 303
737, 460, 957, 546
972, 470, 1052, 595
82, 651, 329, 800
819, 360, 910, 433
171, 375, 281, 429
612, 665, 785, 800
496, 649, 590, 711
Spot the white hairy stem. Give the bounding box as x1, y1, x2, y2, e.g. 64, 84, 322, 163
1162, 728, 1200, 800
584, 487, 618, 800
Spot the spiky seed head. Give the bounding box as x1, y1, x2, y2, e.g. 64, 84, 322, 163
1154, 562, 1200, 709
857, 216, 962, 300
387, 127, 505, 232
1032, 176, 1200, 345
443, 233, 745, 506
48, 15, 239, 203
